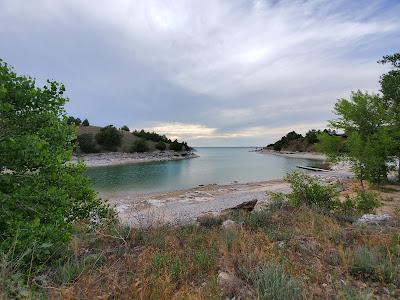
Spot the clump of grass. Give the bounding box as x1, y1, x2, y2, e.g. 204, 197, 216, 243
349, 247, 398, 283
248, 264, 302, 300
348, 247, 379, 279
198, 215, 222, 228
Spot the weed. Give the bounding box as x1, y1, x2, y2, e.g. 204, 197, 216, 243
248, 264, 302, 300
198, 215, 222, 228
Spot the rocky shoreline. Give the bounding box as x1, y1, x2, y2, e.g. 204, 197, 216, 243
71, 150, 198, 167
257, 149, 327, 160
105, 163, 354, 226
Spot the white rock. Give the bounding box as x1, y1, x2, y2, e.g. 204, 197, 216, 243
222, 219, 238, 230
356, 214, 391, 225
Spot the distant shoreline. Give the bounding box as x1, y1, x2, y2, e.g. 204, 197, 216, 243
71, 151, 198, 167
257, 149, 326, 160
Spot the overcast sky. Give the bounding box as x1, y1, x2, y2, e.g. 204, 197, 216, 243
1, 0, 399, 146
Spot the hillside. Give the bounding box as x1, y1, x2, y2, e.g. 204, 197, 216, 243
264, 129, 345, 153
76, 125, 189, 154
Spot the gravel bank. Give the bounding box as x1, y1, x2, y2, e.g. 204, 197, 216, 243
71, 151, 198, 167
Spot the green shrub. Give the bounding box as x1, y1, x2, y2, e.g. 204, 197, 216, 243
95, 125, 122, 151
130, 139, 149, 153
77, 133, 97, 153
354, 191, 380, 214
284, 172, 339, 211
248, 264, 302, 300
0, 60, 112, 272
120, 125, 130, 132
341, 192, 380, 215
155, 141, 167, 151
349, 247, 378, 279
349, 247, 398, 283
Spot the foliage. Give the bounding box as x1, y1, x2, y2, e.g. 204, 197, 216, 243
95, 125, 122, 151
169, 139, 183, 151
379, 52, 400, 179
319, 91, 390, 185
305, 129, 319, 144
67, 116, 82, 125
130, 139, 149, 153
77, 133, 97, 153
133, 129, 172, 143
155, 141, 167, 151
82, 118, 89, 126
283, 172, 340, 211
120, 125, 130, 132
248, 264, 302, 300
0, 60, 112, 271
133, 129, 190, 151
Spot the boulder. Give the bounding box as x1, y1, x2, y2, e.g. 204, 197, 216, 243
217, 271, 255, 299
356, 214, 391, 225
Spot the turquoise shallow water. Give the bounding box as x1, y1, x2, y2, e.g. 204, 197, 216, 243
86, 147, 322, 194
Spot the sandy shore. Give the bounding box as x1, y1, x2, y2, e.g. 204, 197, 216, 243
258, 149, 326, 160
105, 165, 353, 226
71, 151, 198, 167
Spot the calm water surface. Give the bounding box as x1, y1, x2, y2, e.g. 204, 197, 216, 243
87, 147, 321, 194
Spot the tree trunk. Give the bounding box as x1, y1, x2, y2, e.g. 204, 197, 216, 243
398, 156, 400, 182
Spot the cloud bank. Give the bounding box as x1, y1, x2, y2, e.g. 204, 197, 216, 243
1, 0, 399, 146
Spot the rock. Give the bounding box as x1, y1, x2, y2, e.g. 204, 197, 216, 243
217, 271, 255, 299
356, 214, 391, 225
277, 241, 285, 249
223, 199, 258, 213
326, 249, 341, 266
222, 219, 238, 230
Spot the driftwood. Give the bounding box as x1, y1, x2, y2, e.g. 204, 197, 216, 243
223, 199, 258, 213
296, 165, 329, 172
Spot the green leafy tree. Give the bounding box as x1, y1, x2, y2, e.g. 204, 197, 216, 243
95, 125, 122, 151
120, 125, 130, 132
82, 118, 89, 126
319, 91, 389, 186
379, 52, 400, 180
0, 60, 111, 269
155, 141, 167, 151
130, 139, 149, 152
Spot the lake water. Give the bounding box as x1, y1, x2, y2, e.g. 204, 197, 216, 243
87, 147, 322, 194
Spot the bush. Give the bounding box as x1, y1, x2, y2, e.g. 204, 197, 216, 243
130, 139, 149, 153
82, 118, 89, 126
248, 264, 302, 300
283, 172, 340, 211
354, 191, 380, 214
0, 60, 112, 272
95, 125, 122, 151
155, 141, 167, 151
77, 133, 97, 153
120, 125, 130, 132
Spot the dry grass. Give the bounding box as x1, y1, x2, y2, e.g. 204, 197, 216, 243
4, 185, 396, 299
26, 202, 397, 300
